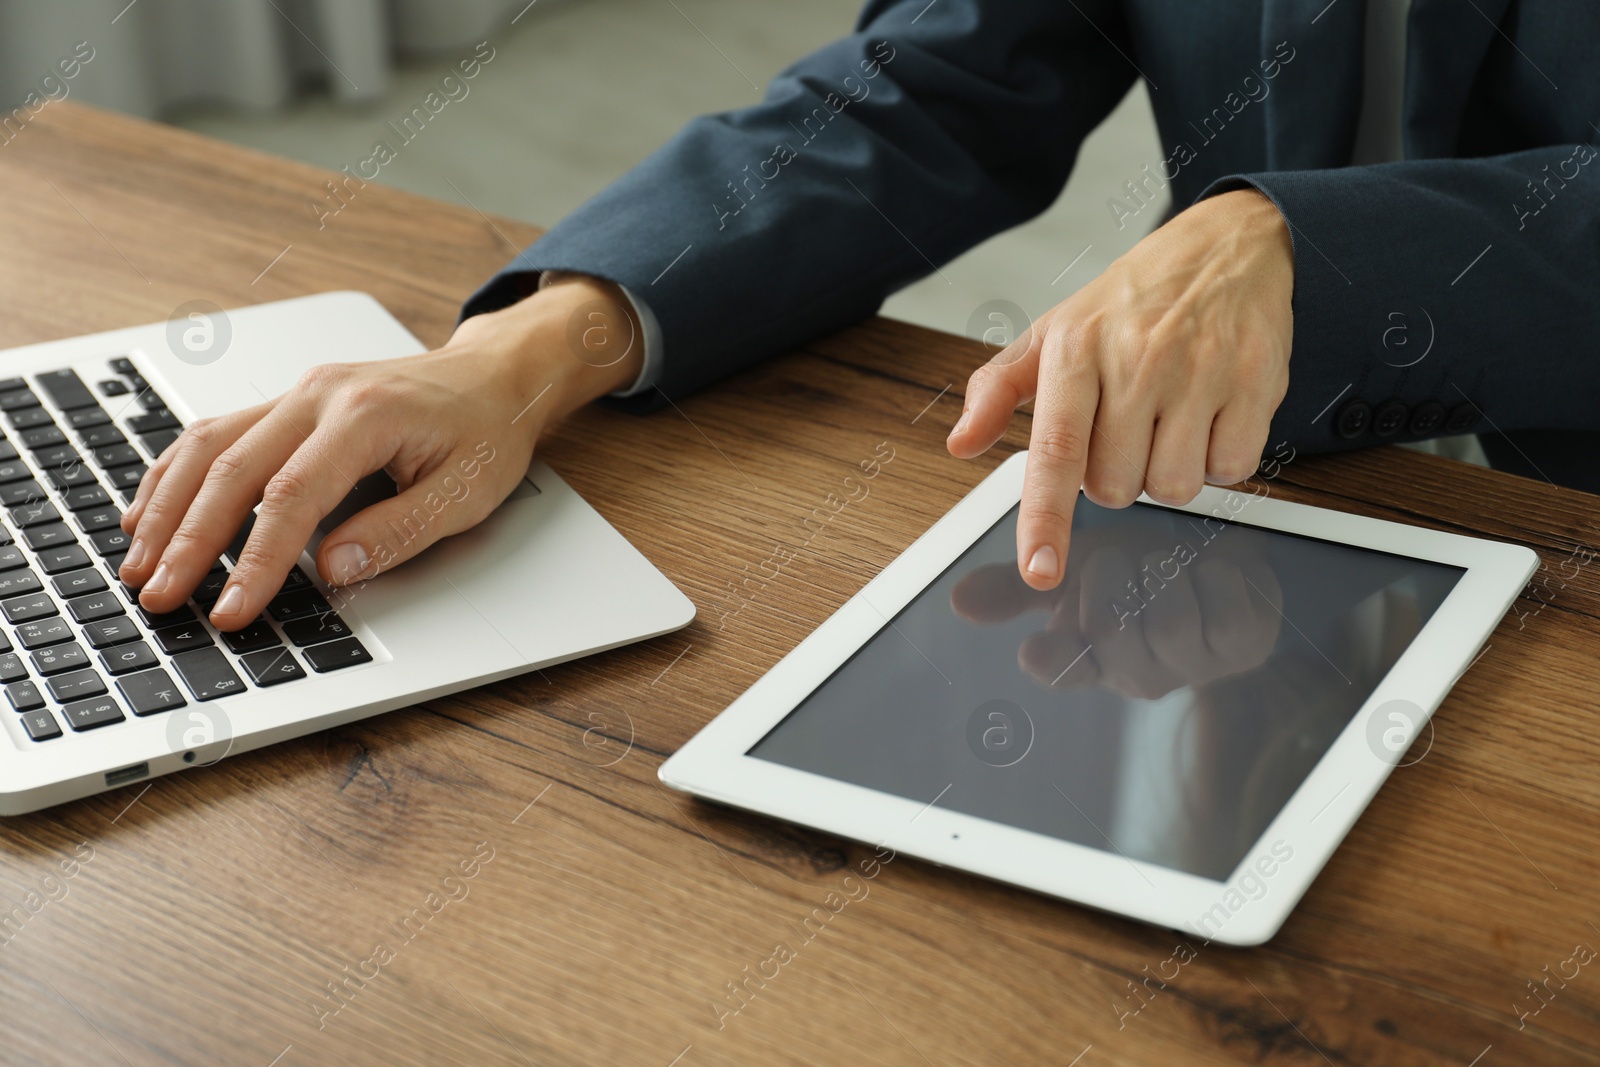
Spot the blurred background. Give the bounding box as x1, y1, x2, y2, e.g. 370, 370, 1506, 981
0, 0, 1165, 342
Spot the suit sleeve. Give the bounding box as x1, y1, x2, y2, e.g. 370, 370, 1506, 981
1202, 142, 1600, 456
461, 0, 1137, 410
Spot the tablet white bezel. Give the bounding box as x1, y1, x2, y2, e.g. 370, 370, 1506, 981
659, 451, 1536, 945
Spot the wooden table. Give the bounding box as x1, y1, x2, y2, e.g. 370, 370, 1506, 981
0, 102, 1595, 1067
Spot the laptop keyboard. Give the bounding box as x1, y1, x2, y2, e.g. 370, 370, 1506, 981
0, 359, 373, 745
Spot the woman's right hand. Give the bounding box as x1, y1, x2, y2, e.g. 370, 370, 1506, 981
118, 274, 643, 630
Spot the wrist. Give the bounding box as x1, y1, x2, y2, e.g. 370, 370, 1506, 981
457, 273, 646, 428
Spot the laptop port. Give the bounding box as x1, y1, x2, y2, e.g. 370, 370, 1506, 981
105, 762, 149, 788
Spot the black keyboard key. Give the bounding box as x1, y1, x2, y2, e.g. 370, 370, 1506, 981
139, 429, 182, 457
267, 589, 330, 623
138, 603, 194, 629
32, 444, 81, 469
35, 369, 97, 411
0, 390, 40, 411
82, 616, 141, 649
240, 646, 305, 687
53, 568, 108, 598
102, 551, 127, 576
0, 377, 25, 392
154, 622, 212, 655
20, 710, 61, 740
6, 680, 44, 712
118, 668, 187, 716
0, 460, 32, 485
0, 545, 26, 572
0, 591, 56, 624
303, 637, 372, 673
31, 641, 88, 676
0, 479, 44, 506
170, 647, 244, 701
48, 668, 107, 703
67, 591, 124, 623
135, 388, 167, 412
0, 570, 42, 598
110, 358, 137, 376
16, 618, 74, 650
62, 483, 111, 510
284, 612, 353, 647
221, 617, 280, 654
107, 464, 147, 493
93, 443, 141, 469
127, 410, 180, 434
18, 425, 66, 450
62, 695, 124, 731
6, 408, 52, 431
192, 570, 229, 606
0, 652, 26, 682
77, 424, 126, 449
277, 568, 313, 595
65, 406, 110, 430
7, 499, 59, 528
100, 640, 157, 676
0, 629, 11, 654
89, 528, 132, 557
72, 505, 122, 534
37, 544, 91, 575
23, 523, 77, 551
225, 512, 256, 565
97, 379, 129, 397
46, 465, 97, 490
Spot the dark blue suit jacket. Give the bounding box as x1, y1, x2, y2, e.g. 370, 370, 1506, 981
463, 0, 1600, 488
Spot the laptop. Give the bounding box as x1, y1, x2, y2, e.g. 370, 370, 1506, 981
0, 291, 695, 814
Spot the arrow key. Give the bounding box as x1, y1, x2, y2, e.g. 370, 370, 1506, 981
117, 667, 188, 716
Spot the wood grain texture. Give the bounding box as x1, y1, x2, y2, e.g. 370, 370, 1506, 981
0, 103, 1596, 1067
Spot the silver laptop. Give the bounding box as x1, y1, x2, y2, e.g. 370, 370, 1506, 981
0, 291, 694, 814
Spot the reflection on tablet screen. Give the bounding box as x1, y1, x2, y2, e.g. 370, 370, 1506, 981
747, 497, 1464, 881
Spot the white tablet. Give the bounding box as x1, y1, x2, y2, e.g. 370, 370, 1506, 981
660, 451, 1535, 945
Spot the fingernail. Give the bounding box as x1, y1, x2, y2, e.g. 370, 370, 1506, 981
1026, 545, 1059, 579
143, 561, 170, 595
949, 411, 971, 437
122, 538, 147, 571
212, 583, 244, 617
326, 542, 372, 584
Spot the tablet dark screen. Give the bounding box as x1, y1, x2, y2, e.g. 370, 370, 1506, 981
747, 495, 1465, 881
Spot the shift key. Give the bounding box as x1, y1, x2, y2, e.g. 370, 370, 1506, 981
170, 647, 245, 701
